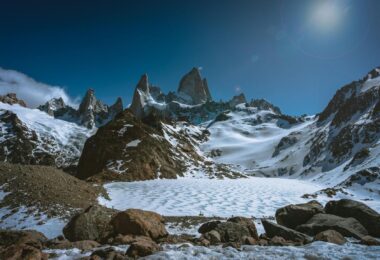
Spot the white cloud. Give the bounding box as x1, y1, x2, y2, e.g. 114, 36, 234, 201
0, 67, 78, 108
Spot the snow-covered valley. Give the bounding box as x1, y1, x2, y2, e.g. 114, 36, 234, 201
99, 178, 333, 217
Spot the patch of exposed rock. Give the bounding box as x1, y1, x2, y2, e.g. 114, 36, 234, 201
0, 93, 27, 107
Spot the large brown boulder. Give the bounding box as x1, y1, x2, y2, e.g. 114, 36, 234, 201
262, 219, 312, 244
296, 213, 368, 239
314, 230, 346, 245
0, 244, 48, 260
275, 200, 324, 229
325, 199, 380, 237
0, 230, 48, 260
111, 209, 168, 241
63, 205, 117, 242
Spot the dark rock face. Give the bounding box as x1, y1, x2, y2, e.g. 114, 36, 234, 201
111, 209, 168, 241
296, 213, 368, 239
339, 167, 380, 190
0, 93, 27, 107
275, 200, 324, 229
272, 132, 300, 157
314, 230, 346, 245
250, 99, 282, 114
63, 205, 117, 242
0, 111, 58, 166
302, 68, 380, 173
325, 199, 380, 237
130, 74, 151, 119
177, 67, 212, 104
261, 219, 312, 243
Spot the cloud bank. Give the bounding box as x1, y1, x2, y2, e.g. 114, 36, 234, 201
0, 67, 77, 108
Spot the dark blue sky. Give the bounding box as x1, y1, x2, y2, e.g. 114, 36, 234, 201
1, 0, 379, 115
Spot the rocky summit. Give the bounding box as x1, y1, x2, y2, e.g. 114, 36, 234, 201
38, 88, 123, 129
177, 67, 212, 104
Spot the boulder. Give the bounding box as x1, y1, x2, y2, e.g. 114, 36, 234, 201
198, 220, 221, 234
63, 205, 116, 242
314, 230, 346, 245
0, 244, 48, 260
296, 213, 368, 239
325, 199, 380, 237
227, 216, 259, 239
214, 222, 251, 243
0, 229, 47, 249
203, 230, 221, 245
111, 209, 168, 241
360, 235, 380, 246
126, 239, 162, 257
262, 220, 312, 243
275, 200, 324, 229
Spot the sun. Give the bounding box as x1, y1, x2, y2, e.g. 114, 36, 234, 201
310, 1, 344, 33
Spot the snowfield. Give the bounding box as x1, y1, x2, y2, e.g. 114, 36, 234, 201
99, 177, 335, 217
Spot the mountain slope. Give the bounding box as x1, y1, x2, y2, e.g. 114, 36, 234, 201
0, 102, 94, 169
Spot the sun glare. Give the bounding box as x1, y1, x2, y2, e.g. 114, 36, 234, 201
310, 1, 343, 32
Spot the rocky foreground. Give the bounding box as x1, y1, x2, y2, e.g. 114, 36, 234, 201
1, 198, 379, 259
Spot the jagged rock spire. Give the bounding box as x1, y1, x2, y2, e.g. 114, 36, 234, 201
130, 74, 150, 119
177, 67, 212, 104
110, 97, 123, 116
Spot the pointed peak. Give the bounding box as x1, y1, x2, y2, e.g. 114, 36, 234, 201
136, 74, 149, 92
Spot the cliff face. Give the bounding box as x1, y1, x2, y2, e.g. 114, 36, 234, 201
177, 67, 212, 104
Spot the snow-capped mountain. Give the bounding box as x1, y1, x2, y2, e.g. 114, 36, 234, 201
0, 102, 94, 169
0, 66, 379, 198
38, 89, 123, 129
0, 89, 122, 170
201, 67, 380, 197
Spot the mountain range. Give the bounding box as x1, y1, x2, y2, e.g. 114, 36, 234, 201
0, 67, 379, 196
